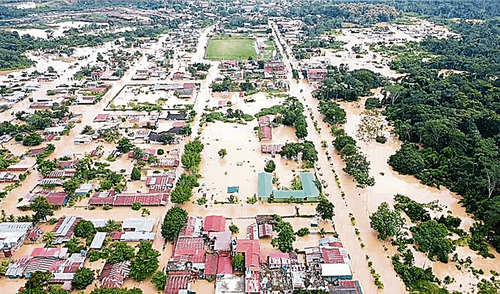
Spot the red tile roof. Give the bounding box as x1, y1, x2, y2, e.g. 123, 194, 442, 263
261, 126, 272, 140
217, 255, 233, 275
173, 238, 205, 255
88, 192, 168, 206
205, 254, 218, 276
165, 275, 190, 294
44, 191, 68, 206
236, 240, 260, 272
99, 261, 131, 288
204, 216, 226, 232
321, 247, 345, 264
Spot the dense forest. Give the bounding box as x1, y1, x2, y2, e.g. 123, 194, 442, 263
0, 26, 168, 70
0, 1, 170, 20
382, 19, 500, 252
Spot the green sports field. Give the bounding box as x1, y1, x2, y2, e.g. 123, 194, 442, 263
206, 38, 258, 60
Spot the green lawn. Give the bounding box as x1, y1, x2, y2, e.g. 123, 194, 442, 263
206, 38, 258, 60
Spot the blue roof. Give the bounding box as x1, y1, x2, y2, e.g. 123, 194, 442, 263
227, 186, 239, 193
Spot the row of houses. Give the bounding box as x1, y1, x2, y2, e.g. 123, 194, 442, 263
161, 214, 361, 294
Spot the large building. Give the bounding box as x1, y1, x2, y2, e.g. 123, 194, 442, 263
258, 172, 320, 202
0, 222, 33, 257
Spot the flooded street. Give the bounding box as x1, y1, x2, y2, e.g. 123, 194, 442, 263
0, 8, 498, 294
272, 18, 500, 293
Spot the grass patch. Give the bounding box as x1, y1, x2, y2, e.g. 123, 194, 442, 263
206, 38, 257, 60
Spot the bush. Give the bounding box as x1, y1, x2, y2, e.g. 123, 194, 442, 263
132, 202, 142, 211
264, 160, 276, 173
229, 224, 239, 234
375, 135, 387, 143
14, 133, 23, 142
131, 167, 141, 181
296, 227, 310, 236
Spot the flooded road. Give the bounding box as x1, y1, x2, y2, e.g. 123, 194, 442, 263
272, 19, 500, 294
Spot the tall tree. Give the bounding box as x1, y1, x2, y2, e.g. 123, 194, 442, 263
170, 186, 193, 204
129, 241, 159, 281
72, 268, 95, 290
370, 202, 405, 240
31, 196, 54, 223
316, 198, 335, 220
161, 207, 188, 241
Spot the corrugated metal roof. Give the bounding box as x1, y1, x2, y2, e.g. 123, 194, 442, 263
300, 172, 319, 198
90, 232, 107, 249
258, 172, 273, 197
272, 190, 306, 199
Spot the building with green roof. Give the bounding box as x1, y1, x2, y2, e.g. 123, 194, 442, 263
300, 172, 320, 198
258, 172, 273, 198
258, 172, 319, 202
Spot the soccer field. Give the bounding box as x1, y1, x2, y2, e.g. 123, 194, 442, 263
206, 38, 258, 60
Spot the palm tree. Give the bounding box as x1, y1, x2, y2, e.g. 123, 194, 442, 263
43, 232, 56, 247
319, 228, 327, 237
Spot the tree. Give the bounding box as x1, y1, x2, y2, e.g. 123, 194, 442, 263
271, 219, 296, 252
170, 186, 193, 204
180, 125, 192, 136
264, 160, 276, 173
131, 201, 142, 211
157, 149, 164, 155
72, 268, 95, 290
48, 285, 70, 294
411, 220, 453, 263
129, 241, 159, 281
108, 242, 135, 264
229, 224, 239, 234
181, 151, 201, 173
42, 232, 55, 247
296, 227, 310, 237
81, 125, 94, 135
343, 152, 375, 188
31, 196, 54, 223
232, 253, 245, 270
24, 271, 52, 290
316, 198, 335, 220
74, 220, 95, 239
218, 148, 227, 158
130, 167, 141, 181
131, 147, 144, 160
64, 237, 86, 254
151, 271, 167, 291
162, 207, 188, 241
370, 202, 405, 240
116, 138, 134, 153
160, 133, 175, 145
23, 132, 42, 146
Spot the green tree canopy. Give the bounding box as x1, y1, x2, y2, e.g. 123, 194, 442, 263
129, 241, 159, 281
74, 220, 95, 239
72, 268, 95, 290
316, 198, 335, 220
370, 202, 405, 240
162, 206, 188, 241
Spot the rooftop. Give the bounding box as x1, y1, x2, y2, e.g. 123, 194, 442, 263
122, 218, 154, 232
204, 215, 226, 232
